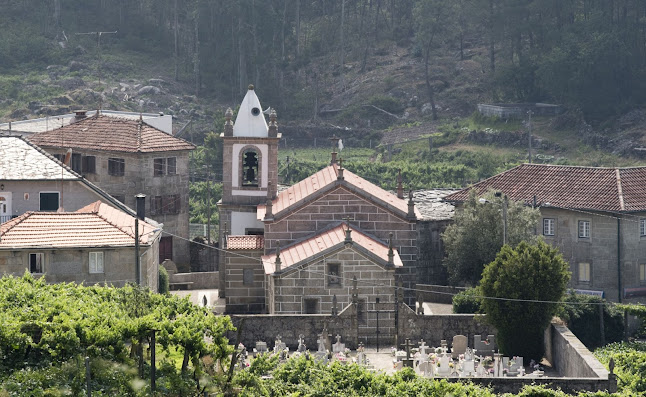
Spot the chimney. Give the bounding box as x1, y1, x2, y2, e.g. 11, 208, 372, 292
337, 158, 344, 180
74, 110, 87, 121
274, 242, 282, 273
135, 194, 146, 220
63, 148, 72, 166
407, 190, 417, 220
387, 232, 394, 266
264, 182, 274, 220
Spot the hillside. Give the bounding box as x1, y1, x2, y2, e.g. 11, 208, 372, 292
1, 1, 646, 169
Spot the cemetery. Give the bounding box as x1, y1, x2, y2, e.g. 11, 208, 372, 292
231, 316, 617, 394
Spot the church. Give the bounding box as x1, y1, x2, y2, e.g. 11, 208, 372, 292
218, 86, 445, 315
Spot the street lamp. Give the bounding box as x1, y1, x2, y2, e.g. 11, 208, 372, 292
479, 192, 508, 245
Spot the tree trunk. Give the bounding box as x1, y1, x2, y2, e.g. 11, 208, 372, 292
295, 0, 301, 58
174, 0, 179, 82
424, 40, 437, 120
488, 0, 495, 73
194, 9, 200, 96
181, 347, 190, 374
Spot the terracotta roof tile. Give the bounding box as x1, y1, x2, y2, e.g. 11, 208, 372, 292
29, 114, 195, 153
262, 223, 403, 274
258, 164, 420, 219
226, 235, 265, 250
0, 201, 159, 248
444, 164, 646, 212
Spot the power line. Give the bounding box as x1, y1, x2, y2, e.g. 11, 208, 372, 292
160, 230, 618, 307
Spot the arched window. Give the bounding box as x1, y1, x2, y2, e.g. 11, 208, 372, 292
242, 149, 259, 187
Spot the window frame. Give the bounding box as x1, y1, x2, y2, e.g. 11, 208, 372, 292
303, 298, 318, 314
578, 262, 591, 283
640, 263, 646, 284
83, 155, 96, 174
166, 157, 177, 175
89, 251, 104, 274
108, 158, 125, 176
29, 252, 44, 274
241, 148, 260, 187
578, 220, 591, 239
327, 263, 342, 287
543, 218, 555, 236
39, 191, 60, 211
153, 158, 165, 176
640, 219, 646, 237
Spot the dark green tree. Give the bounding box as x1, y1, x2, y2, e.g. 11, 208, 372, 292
442, 189, 540, 285
480, 240, 570, 360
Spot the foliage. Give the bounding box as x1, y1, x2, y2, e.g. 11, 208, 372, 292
452, 287, 481, 314
595, 342, 646, 395
480, 241, 570, 361
442, 190, 541, 285
0, 273, 234, 395
617, 303, 646, 337
158, 266, 170, 295
558, 292, 624, 349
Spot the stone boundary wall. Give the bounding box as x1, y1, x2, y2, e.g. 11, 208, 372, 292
447, 376, 615, 395
227, 308, 358, 350
169, 271, 218, 290
398, 304, 496, 346
545, 322, 611, 379
477, 103, 563, 119
416, 284, 467, 305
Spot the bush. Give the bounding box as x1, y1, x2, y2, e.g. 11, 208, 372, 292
480, 241, 570, 361
595, 342, 646, 395
158, 266, 169, 294
559, 292, 624, 349
452, 287, 481, 313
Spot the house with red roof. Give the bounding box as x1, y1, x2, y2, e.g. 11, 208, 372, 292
217, 86, 422, 343
0, 201, 161, 291
444, 163, 646, 303
29, 112, 195, 267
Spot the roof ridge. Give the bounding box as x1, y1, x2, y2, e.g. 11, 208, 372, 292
616, 168, 625, 211
22, 136, 83, 179
0, 212, 32, 235
92, 209, 140, 242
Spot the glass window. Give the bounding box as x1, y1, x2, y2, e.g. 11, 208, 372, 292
578, 220, 590, 238
640, 219, 646, 237
166, 157, 176, 175
578, 262, 591, 282
71, 153, 83, 173
154, 158, 165, 176
83, 156, 96, 174
640, 263, 646, 282
543, 218, 555, 236
108, 158, 125, 176
89, 252, 104, 273
327, 263, 341, 287
39, 192, 59, 211
29, 253, 44, 273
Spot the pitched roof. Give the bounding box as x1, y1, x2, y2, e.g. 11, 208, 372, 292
443, 163, 646, 212
0, 136, 80, 180
257, 163, 421, 220
413, 189, 459, 221
261, 223, 403, 274
227, 235, 265, 250
29, 114, 195, 153
0, 201, 159, 249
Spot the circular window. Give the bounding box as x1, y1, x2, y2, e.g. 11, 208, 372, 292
251, 107, 261, 116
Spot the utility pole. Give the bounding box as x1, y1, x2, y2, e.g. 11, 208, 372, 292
502, 195, 508, 245
527, 110, 533, 164
75, 30, 117, 85
135, 217, 140, 285
204, 165, 212, 271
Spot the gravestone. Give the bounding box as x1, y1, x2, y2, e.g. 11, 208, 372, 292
401, 339, 415, 368
274, 335, 287, 353
418, 339, 430, 356
332, 335, 346, 354
474, 334, 496, 356
493, 353, 503, 377
451, 335, 468, 359
254, 341, 268, 356
461, 347, 475, 376
356, 343, 367, 366
313, 336, 329, 364
297, 334, 307, 353
508, 356, 523, 376
438, 354, 451, 376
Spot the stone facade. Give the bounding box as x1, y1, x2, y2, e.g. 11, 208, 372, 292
43, 148, 192, 266
0, 245, 159, 292
540, 207, 646, 303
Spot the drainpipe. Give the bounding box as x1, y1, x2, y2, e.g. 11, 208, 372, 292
617, 217, 622, 303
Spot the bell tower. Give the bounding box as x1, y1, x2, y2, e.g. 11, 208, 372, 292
218, 85, 280, 305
